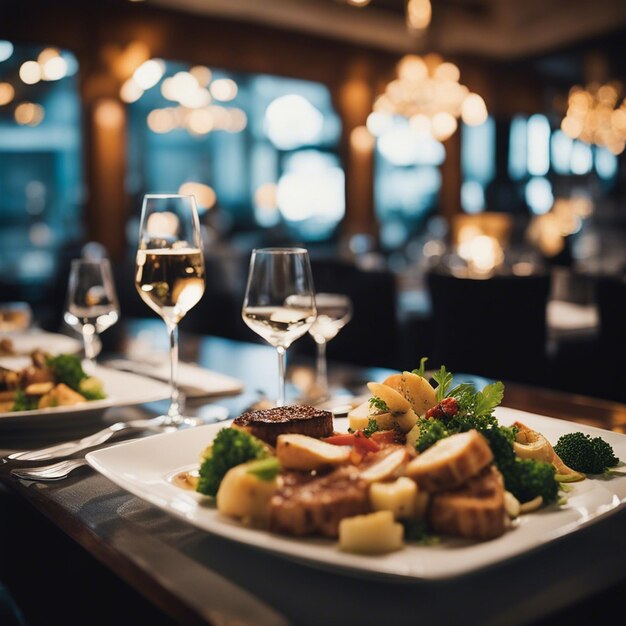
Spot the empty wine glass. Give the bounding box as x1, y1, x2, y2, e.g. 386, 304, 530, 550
242, 248, 316, 407
135, 194, 205, 427
64, 258, 119, 371
307, 293, 352, 401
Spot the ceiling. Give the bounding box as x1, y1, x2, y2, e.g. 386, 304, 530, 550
148, 0, 626, 60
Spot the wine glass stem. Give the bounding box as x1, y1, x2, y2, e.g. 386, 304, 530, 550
166, 322, 181, 422
82, 325, 97, 372
276, 346, 286, 407
315, 339, 328, 397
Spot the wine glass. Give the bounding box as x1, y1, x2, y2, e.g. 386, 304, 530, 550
135, 194, 205, 427
307, 293, 352, 401
64, 258, 119, 371
242, 248, 316, 407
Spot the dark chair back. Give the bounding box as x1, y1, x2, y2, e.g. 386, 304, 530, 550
595, 274, 626, 402
426, 271, 551, 384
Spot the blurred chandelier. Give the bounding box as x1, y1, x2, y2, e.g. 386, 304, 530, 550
347, 0, 432, 32
560, 81, 626, 155
368, 54, 488, 142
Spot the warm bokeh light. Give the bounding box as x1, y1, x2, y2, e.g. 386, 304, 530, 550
19, 61, 41, 85
373, 53, 486, 142
146, 211, 180, 238
406, 0, 432, 31
112, 41, 150, 81
461, 93, 488, 126
431, 111, 457, 141
397, 55, 428, 81
265, 94, 324, 149
120, 78, 144, 103
225, 108, 247, 132
434, 62, 460, 83
95, 99, 124, 128
133, 59, 165, 90
37, 48, 60, 65
350, 125, 375, 153
254, 183, 278, 210
561, 81, 626, 154
210, 78, 238, 102
409, 113, 431, 135
147, 108, 177, 133
178, 182, 217, 211
186, 108, 214, 134
366, 111, 392, 136
189, 65, 212, 87
179, 86, 211, 109
42, 55, 68, 81
14, 102, 45, 126
0, 82, 15, 106
527, 213, 565, 257
458, 233, 504, 276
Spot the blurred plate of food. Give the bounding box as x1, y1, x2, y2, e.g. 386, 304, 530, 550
0, 330, 82, 357
0, 351, 168, 429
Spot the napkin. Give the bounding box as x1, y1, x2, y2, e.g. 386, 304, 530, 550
105, 359, 244, 398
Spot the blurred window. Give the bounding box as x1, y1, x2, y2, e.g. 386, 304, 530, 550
0, 42, 82, 296
125, 62, 342, 242
461, 116, 495, 213
374, 116, 444, 249
509, 115, 618, 185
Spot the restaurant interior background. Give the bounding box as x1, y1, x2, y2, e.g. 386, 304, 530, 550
0, 0, 625, 403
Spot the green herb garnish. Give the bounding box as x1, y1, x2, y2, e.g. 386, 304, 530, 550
369, 396, 390, 413
412, 357, 428, 378
362, 417, 381, 438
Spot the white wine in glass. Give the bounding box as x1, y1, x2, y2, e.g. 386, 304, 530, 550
307, 293, 352, 401
242, 248, 316, 407
64, 258, 119, 371
135, 194, 205, 427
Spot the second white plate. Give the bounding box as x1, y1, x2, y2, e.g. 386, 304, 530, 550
0, 364, 169, 429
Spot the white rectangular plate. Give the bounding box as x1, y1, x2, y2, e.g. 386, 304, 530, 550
0, 364, 169, 428
86, 407, 626, 580
0, 330, 82, 356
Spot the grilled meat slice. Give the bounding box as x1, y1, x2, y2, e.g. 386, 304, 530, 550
269, 466, 369, 537
428, 466, 507, 541
233, 405, 333, 446
405, 429, 493, 493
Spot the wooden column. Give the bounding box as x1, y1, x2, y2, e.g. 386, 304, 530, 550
80, 45, 134, 263
439, 129, 462, 222
335, 62, 377, 238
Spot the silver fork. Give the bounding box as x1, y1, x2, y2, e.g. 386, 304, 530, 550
6, 415, 168, 462
11, 458, 88, 481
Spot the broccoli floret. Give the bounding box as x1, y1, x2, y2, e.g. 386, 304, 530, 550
196, 428, 269, 496
246, 457, 280, 481
79, 377, 106, 400
11, 389, 39, 412
401, 518, 439, 545
479, 425, 518, 468
501, 458, 559, 504
46, 354, 87, 391
415, 417, 450, 452
553, 432, 619, 474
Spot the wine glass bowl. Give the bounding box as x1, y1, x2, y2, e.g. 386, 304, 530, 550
306, 293, 352, 402
64, 258, 119, 371
135, 194, 205, 427
242, 248, 316, 407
